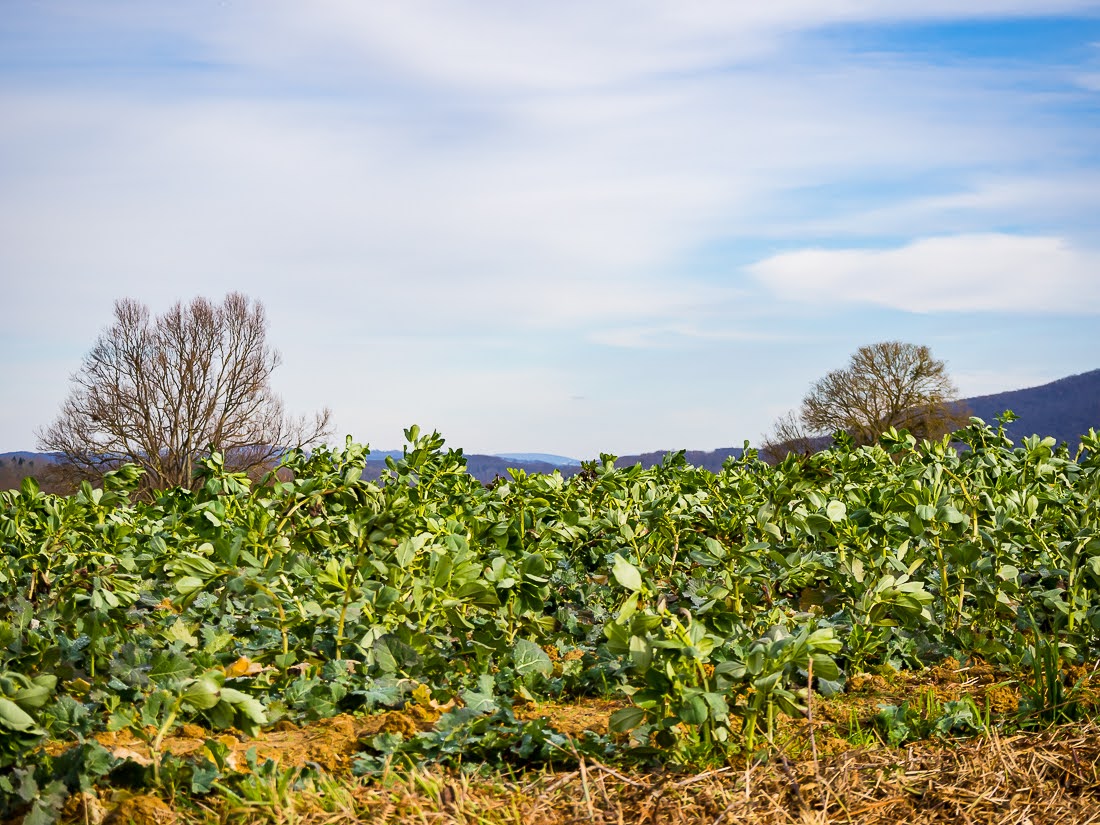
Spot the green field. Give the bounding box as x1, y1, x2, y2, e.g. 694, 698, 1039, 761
3, 418, 1100, 823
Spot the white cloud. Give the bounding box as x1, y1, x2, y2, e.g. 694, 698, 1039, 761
4, 2, 1100, 454
196, 2, 1100, 95
749, 233, 1100, 313
952, 368, 1068, 398
745, 173, 1100, 242
1076, 73, 1100, 91
2, 42, 1079, 334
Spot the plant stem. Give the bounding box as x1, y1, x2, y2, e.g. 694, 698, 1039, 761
151, 703, 180, 786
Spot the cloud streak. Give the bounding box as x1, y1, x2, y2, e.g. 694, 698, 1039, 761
749, 233, 1100, 314
2, 3, 1099, 453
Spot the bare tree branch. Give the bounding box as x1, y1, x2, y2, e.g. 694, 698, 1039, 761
762, 341, 970, 460
38, 293, 332, 494
759, 411, 823, 464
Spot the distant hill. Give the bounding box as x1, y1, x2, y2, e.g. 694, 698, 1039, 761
357, 448, 748, 481
614, 447, 746, 472
0, 451, 58, 463
361, 454, 581, 483
2, 367, 1096, 490
961, 368, 1099, 447
495, 452, 581, 466
561, 369, 1099, 470
363, 449, 404, 461
0, 452, 60, 492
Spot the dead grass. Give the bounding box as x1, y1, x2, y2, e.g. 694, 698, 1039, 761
151, 720, 1100, 825
35, 660, 1100, 825
47, 719, 1100, 825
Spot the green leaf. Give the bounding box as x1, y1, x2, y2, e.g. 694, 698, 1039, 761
274, 652, 297, 670
702, 691, 729, 720
190, 760, 221, 794
938, 505, 967, 524
11, 679, 55, 710
370, 639, 397, 674
612, 555, 643, 592
826, 500, 847, 522
609, 706, 647, 732
166, 619, 199, 647
628, 635, 653, 672
23, 793, 66, 825
460, 687, 497, 714
0, 697, 38, 732
181, 677, 222, 711
395, 538, 416, 569
677, 695, 708, 725
175, 576, 205, 596
753, 671, 783, 693
746, 648, 765, 677
218, 688, 268, 728
809, 653, 840, 681
817, 677, 845, 697
149, 651, 195, 685
850, 557, 865, 583
703, 537, 726, 559
714, 660, 747, 680
512, 639, 552, 678
615, 592, 640, 623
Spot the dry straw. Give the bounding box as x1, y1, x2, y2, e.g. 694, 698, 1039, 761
172, 721, 1100, 825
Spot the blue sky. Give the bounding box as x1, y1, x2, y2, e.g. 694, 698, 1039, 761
2, 2, 1099, 458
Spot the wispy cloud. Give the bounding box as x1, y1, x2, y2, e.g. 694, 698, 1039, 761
195, 2, 1100, 96
749, 233, 1100, 313
1075, 72, 1100, 90
2, 2, 1099, 453
762, 174, 1100, 241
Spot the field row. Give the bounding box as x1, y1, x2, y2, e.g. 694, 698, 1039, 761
1, 419, 1098, 820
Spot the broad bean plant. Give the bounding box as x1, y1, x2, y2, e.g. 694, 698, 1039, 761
1, 417, 1099, 770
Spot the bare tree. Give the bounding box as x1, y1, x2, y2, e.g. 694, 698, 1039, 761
39, 293, 331, 492
758, 411, 823, 464
762, 341, 969, 461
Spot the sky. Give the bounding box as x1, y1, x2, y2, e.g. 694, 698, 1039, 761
2, 2, 1099, 459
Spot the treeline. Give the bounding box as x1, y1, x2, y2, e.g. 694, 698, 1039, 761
0, 459, 70, 497
0, 457, 50, 493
